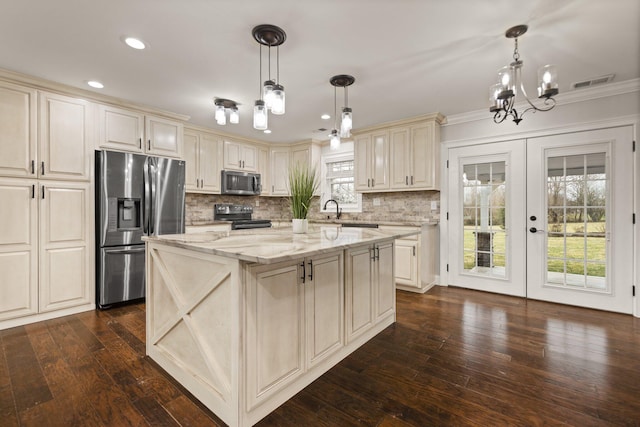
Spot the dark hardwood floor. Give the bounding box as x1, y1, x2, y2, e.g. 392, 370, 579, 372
2, 286, 640, 426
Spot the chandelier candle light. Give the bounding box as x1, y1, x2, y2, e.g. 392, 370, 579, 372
214, 98, 239, 125
489, 25, 559, 125
252, 24, 287, 131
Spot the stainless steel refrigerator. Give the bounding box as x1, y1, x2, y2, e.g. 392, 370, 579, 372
96, 150, 185, 308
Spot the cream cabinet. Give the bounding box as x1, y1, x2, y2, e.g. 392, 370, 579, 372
184, 129, 222, 193
223, 140, 258, 171
390, 121, 440, 190
97, 104, 183, 159
0, 87, 92, 181
344, 240, 394, 343
290, 141, 321, 169
0, 178, 93, 323
354, 131, 389, 191
395, 238, 419, 287
258, 147, 270, 195
0, 81, 37, 178
185, 223, 231, 233
269, 146, 290, 195
246, 252, 343, 409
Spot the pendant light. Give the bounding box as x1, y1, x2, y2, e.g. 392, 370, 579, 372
329, 85, 340, 150
252, 24, 286, 130
489, 25, 559, 125
330, 74, 355, 138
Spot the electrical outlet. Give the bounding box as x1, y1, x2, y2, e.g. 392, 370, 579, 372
255, 199, 260, 207
430, 201, 438, 210
373, 198, 381, 206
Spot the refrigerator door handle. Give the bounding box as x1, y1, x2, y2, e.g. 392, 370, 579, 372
104, 247, 146, 255
143, 159, 151, 235
149, 159, 157, 235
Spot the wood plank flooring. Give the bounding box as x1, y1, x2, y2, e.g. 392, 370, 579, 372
1, 286, 640, 426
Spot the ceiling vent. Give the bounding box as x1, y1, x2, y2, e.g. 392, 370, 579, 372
571, 74, 615, 90
312, 128, 328, 133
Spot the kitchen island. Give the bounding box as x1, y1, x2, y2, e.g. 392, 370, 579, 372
144, 225, 416, 427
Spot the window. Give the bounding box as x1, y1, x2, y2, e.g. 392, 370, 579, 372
321, 153, 362, 213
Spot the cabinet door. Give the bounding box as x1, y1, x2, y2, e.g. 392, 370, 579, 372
345, 245, 374, 343
39, 92, 92, 181
241, 144, 258, 171
0, 179, 38, 320
270, 147, 290, 195
258, 147, 270, 195
390, 127, 410, 189
305, 253, 344, 368
97, 105, 144, 152
410, 122, 437, 189
39, 181, 93, 312
199, 133, 222, 193
224, 141, 242, 170
375, 242, 395, 320
246, 260, 304, 410
354, 134, 371, 191
0, 82, 37, 178
183, 131, 199, 191
145, 115, 183, 158
395, 239, 418, 287
371, 131, 389, 190
291, 145, 309, 168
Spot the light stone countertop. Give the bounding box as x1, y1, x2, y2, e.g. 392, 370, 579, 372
143, 224, 418, 264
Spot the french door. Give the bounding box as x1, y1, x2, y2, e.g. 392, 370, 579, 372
448, 127, 634, 313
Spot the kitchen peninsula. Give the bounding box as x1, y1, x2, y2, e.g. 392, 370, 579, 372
144, 225, 417, 427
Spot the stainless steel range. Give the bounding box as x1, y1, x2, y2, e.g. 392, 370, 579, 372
214, 203, 272, 230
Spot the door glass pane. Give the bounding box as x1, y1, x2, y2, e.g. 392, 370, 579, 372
545, 153, 608, 290
461, 161, 507, 278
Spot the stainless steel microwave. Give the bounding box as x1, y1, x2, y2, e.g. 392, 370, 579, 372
221, 170, 262, 195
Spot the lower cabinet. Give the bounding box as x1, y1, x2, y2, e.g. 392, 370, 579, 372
0, 178, 94, 324
245, 252, 344, 409
345, 240, 394, 343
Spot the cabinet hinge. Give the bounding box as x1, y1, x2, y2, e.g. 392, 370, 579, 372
446, 264, 449, 272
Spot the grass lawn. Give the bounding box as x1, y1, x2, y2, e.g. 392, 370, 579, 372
463, 222, 606, 277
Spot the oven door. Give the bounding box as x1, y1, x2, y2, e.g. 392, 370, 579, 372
232, 220, 272, 230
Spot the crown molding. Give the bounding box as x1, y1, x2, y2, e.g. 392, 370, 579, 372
444, 78, 640, 126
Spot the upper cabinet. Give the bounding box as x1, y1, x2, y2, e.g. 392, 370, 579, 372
269, 146, 290, 196
0, 85, 92, 182
354, 130, 389, 192
390, 120, 440, 190
223, 140, 258, 172
0, 81, 37, 178
97, 104, 183, 159
355, 113, 443, 193
184, 128, 222, 193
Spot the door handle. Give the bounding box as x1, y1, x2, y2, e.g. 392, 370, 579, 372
406, 176, 408, 185
41, 161, 45, 175
31, 160, 35, 174
529, 227, 545, 233
308, 260, 313, 281
376, 246, 380, 261
300, 262, 306, 284
411, 175, 414, 185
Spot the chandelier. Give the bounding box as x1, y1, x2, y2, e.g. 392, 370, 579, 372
490, 25, 559, 125
214, 98, 239, 125
329, 74, 355, 149
252, 24, 286, 131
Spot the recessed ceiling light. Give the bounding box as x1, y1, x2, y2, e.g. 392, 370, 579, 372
321, 114, 331, 120
263, 129, 272, 134
124, 37, 146, 50
87, 80, 104, 89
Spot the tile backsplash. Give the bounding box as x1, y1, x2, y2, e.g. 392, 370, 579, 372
186, 191, 440, 225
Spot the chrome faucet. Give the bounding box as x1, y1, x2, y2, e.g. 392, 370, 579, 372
323, 199, 342, 220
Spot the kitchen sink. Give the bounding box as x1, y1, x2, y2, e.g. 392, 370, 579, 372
340, 223, 379, 228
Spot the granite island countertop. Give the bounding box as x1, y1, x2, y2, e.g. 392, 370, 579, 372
143, 224, 418, 264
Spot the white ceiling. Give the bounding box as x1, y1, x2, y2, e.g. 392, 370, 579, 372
1, 0, 638, 143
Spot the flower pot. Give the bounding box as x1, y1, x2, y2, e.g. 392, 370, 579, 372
292, 218, 308, 234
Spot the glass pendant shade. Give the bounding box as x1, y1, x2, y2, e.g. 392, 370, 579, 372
497, 66, 515, 99
263, 80, 275, 109
489, 83, 502, 112
229, 107, 239, 124
329, 129, 340, 150
271, 84, 285, 115
537, 64, 559, 98
253, 100, 268, 130
340, 107, 352, 137
215, 104, 226, 125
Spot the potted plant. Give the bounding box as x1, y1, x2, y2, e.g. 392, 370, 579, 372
288, 163, 319, 233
